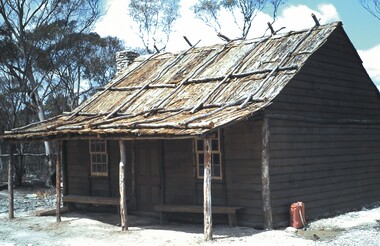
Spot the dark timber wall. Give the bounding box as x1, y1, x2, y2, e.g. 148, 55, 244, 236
65, 140, 130, 199
267, 26, 380, 227
162, 119, 263, 227
224, 119, 264, 227
64, 119, 264, 227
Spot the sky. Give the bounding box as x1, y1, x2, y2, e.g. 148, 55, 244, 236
95, 0, 380, 88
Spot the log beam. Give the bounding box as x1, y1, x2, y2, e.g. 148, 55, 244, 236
261, 117, 273, 229
119, 140, 128, 231
56, 141, 62, 223
8, 144, 15, 219
203, 137, 213, 241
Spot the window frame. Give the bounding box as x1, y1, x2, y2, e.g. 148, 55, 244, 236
89, 139, 108, 177
195, 130, 223, 180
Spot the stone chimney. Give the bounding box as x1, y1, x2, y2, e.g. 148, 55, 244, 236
115, 51, 140, 72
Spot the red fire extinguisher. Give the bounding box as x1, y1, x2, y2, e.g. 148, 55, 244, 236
290, 202, 306, 229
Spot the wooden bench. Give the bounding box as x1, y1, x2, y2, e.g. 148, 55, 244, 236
63, 195, 120, 206
154, 204, 243, 227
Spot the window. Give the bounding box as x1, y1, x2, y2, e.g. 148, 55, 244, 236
195, 130, 222, 180
89, 139, 108, 177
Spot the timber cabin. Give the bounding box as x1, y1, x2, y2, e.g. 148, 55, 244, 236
2, 21, 380, 229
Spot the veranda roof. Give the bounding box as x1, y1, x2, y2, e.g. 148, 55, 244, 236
1, 22, 341, 141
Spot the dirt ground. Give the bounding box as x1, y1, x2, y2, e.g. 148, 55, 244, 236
1, 186, 380, 246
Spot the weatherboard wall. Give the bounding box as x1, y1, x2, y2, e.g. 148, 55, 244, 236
162, 120, 264, 227
266, 26, 380, 227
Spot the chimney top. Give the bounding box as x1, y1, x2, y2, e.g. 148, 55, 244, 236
115, 51, 140, 73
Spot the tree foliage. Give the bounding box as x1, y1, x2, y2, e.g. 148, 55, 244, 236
41, 33, 125, 113
129, 0, 180, 53
0, 0, 125, 185
194, 0, 286, 39
0, 0, 102, 120
359, 0, 380, 20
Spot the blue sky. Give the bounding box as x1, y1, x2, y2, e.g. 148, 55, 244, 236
95, 0, 380, 87
283, 1, 380, 50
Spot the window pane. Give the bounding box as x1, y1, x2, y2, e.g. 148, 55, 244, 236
92, 163, 97, 173
199, 165, 204, 177
100, 141, 106, 152
211, 139, 219, 151
213, 164, 221, 177
90, 139, 107, 176
212, 153, 220, 164
197, 139, 204, 151
198, 153, 204, 165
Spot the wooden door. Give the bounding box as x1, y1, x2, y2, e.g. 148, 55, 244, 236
135, 141, 161, 212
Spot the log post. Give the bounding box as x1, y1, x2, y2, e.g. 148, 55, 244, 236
119, 140, 128, 231
262, 117, 273, 229
203, 137, 213, 241
56, 141, 62, 223
8, 144, 15, 219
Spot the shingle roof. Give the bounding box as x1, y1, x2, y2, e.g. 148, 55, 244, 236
1, 22, 342, 141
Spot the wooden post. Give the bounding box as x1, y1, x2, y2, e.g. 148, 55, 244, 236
62, 141, 68, 196
119, 140, 128, 231
8, 144, 15, 219
203, 137, 213, 241
56, 141, 62, 223
262, 117, 273, 229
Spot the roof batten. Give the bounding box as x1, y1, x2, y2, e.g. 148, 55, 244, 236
191, 36, 273, 113
0, 22, 344, 141
105, 41, 201, 119
240, 23, 317, 108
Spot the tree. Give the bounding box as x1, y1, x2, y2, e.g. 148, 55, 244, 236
41, 33, 125, 113
0, 73, 38, 185
0, 0, 102, 186
359, 0, 380, 20
129, 0, 180, 54
193, 0, 286, 39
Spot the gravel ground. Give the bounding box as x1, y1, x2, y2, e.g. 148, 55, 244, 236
1, 185, 380, 246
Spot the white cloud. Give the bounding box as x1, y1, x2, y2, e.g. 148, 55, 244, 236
270, 4, 340, 34
95, 2, 380, 88
95, 2, 343, 53
167, 3, 342, 52
95, 0, 140, 46
95, 1, 342, 52
358, 44, 380, 88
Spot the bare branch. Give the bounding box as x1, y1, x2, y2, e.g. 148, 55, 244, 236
359, 0, 380, 20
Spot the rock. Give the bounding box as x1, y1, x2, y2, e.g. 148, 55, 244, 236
285, 227, 298, 233
25, 194, 38, 199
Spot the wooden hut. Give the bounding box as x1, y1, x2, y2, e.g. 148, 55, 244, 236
2, 21, 380, 232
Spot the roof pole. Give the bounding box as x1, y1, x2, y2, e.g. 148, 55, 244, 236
119, 140, 128, 231
56, 141, 62, 223
262, 116, 273, 229
8, 144, 15, 219
204, 137, 213, 241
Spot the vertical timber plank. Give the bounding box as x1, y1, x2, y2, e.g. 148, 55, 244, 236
62, 141, 68, 196
262, 117, 273, 229
131, 141, 136, 208
204, 137, 213, 241
8, 144, 15, 219
119, 140, 128, 231
159, 140, 166, 205
56, 141, 62, 223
